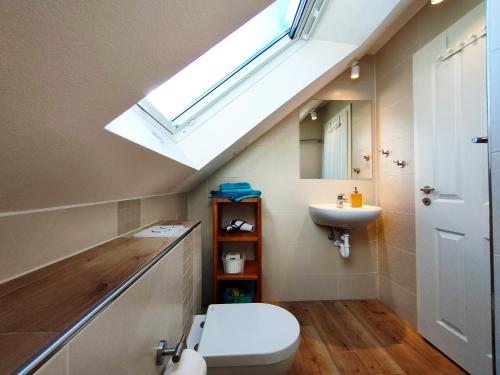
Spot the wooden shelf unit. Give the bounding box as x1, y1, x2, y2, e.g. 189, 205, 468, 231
211, 198, 262, 303
217, 231, 258, 242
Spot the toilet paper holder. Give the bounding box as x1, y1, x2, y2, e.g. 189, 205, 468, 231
156, 333, 186, 366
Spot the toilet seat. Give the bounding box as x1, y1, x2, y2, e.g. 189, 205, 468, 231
197, 303, 300, 368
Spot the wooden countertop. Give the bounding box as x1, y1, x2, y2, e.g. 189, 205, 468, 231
0, 221, 200, 375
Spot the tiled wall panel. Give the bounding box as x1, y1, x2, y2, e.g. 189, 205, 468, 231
117, 199, 140, 235
35, 227, 201, 375
0, 194, 187, 283
374, 0, 482, 326
188, 56, 376, 304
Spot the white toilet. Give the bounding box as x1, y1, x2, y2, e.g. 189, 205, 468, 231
188, 303, 300, 374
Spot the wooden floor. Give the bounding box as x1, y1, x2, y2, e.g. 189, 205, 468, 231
274, 300, 465, 375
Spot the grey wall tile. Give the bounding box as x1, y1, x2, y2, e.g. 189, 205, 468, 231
378, 174, 415, 214
379, 274, 417, 326
0, 194, 188, 282
117, 199, 140, 235
377, 211, 416, 253
378, 242, 417, 293
0, 203, 117, 282
337, 273, 378, 300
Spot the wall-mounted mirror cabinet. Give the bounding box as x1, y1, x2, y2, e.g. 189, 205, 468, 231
299, 100, 373, 180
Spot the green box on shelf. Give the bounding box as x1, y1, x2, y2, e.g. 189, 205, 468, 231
222, 281, 255, 303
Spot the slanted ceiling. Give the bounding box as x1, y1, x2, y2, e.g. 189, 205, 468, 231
0, 0, 425, 213
0, 0, 272, 212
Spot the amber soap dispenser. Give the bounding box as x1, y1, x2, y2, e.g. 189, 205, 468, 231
351, 187, 363, 208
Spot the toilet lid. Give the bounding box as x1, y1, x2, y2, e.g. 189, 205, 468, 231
197, 303, 300, 367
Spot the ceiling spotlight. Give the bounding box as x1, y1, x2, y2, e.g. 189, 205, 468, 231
350, 59, 360, 80
310, 111, 318, 120
431, 0, 444, 4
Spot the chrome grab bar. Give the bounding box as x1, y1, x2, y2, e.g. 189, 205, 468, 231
156, 333, 186, 366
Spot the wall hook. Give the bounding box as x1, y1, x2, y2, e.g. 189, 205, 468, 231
361, 153, 370, 161
380, 149, 390, 157
352, 168, 360, 174
393, 160, 407, 168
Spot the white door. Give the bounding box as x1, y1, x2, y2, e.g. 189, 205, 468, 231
413, 4, 491, 374
322, 104, 350, 179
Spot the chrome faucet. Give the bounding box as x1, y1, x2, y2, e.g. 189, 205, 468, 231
337, 193, 349, 208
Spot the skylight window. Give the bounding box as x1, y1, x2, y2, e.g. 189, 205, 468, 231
138, 0, 304, 134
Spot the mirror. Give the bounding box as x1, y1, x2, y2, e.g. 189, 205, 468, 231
299, 100, 373, 179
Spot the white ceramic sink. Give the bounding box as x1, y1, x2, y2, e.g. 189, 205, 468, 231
309, 204, 382, 229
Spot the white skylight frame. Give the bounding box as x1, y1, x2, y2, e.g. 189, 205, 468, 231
105, 0, 401, 174
137, 0, 308, 136
138, 33, 293, 136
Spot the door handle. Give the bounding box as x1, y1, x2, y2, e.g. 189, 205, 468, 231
420, 186, 435, 194
471, 136, 488, 144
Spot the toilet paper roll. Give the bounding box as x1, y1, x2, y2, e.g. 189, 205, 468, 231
163, 349, 207, 375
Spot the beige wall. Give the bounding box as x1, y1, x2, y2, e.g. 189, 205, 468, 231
0, 194, 187, 283
188, 56, 376, 304
375, 0, 482, 325
0, 1, 271, 212
0, 0, 268, 287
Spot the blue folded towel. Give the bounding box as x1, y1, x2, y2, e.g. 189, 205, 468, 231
210, 182, 261, 202
210, 191, 238, 199
210, 189, 261, 202
219, 182, 251, 190
234, 192, 261, 202
220, 188, 253, 194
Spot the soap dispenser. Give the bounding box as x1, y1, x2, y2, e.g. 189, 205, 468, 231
351, 187, 362, 208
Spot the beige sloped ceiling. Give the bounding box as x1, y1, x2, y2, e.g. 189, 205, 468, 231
0, 0, 272, 212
